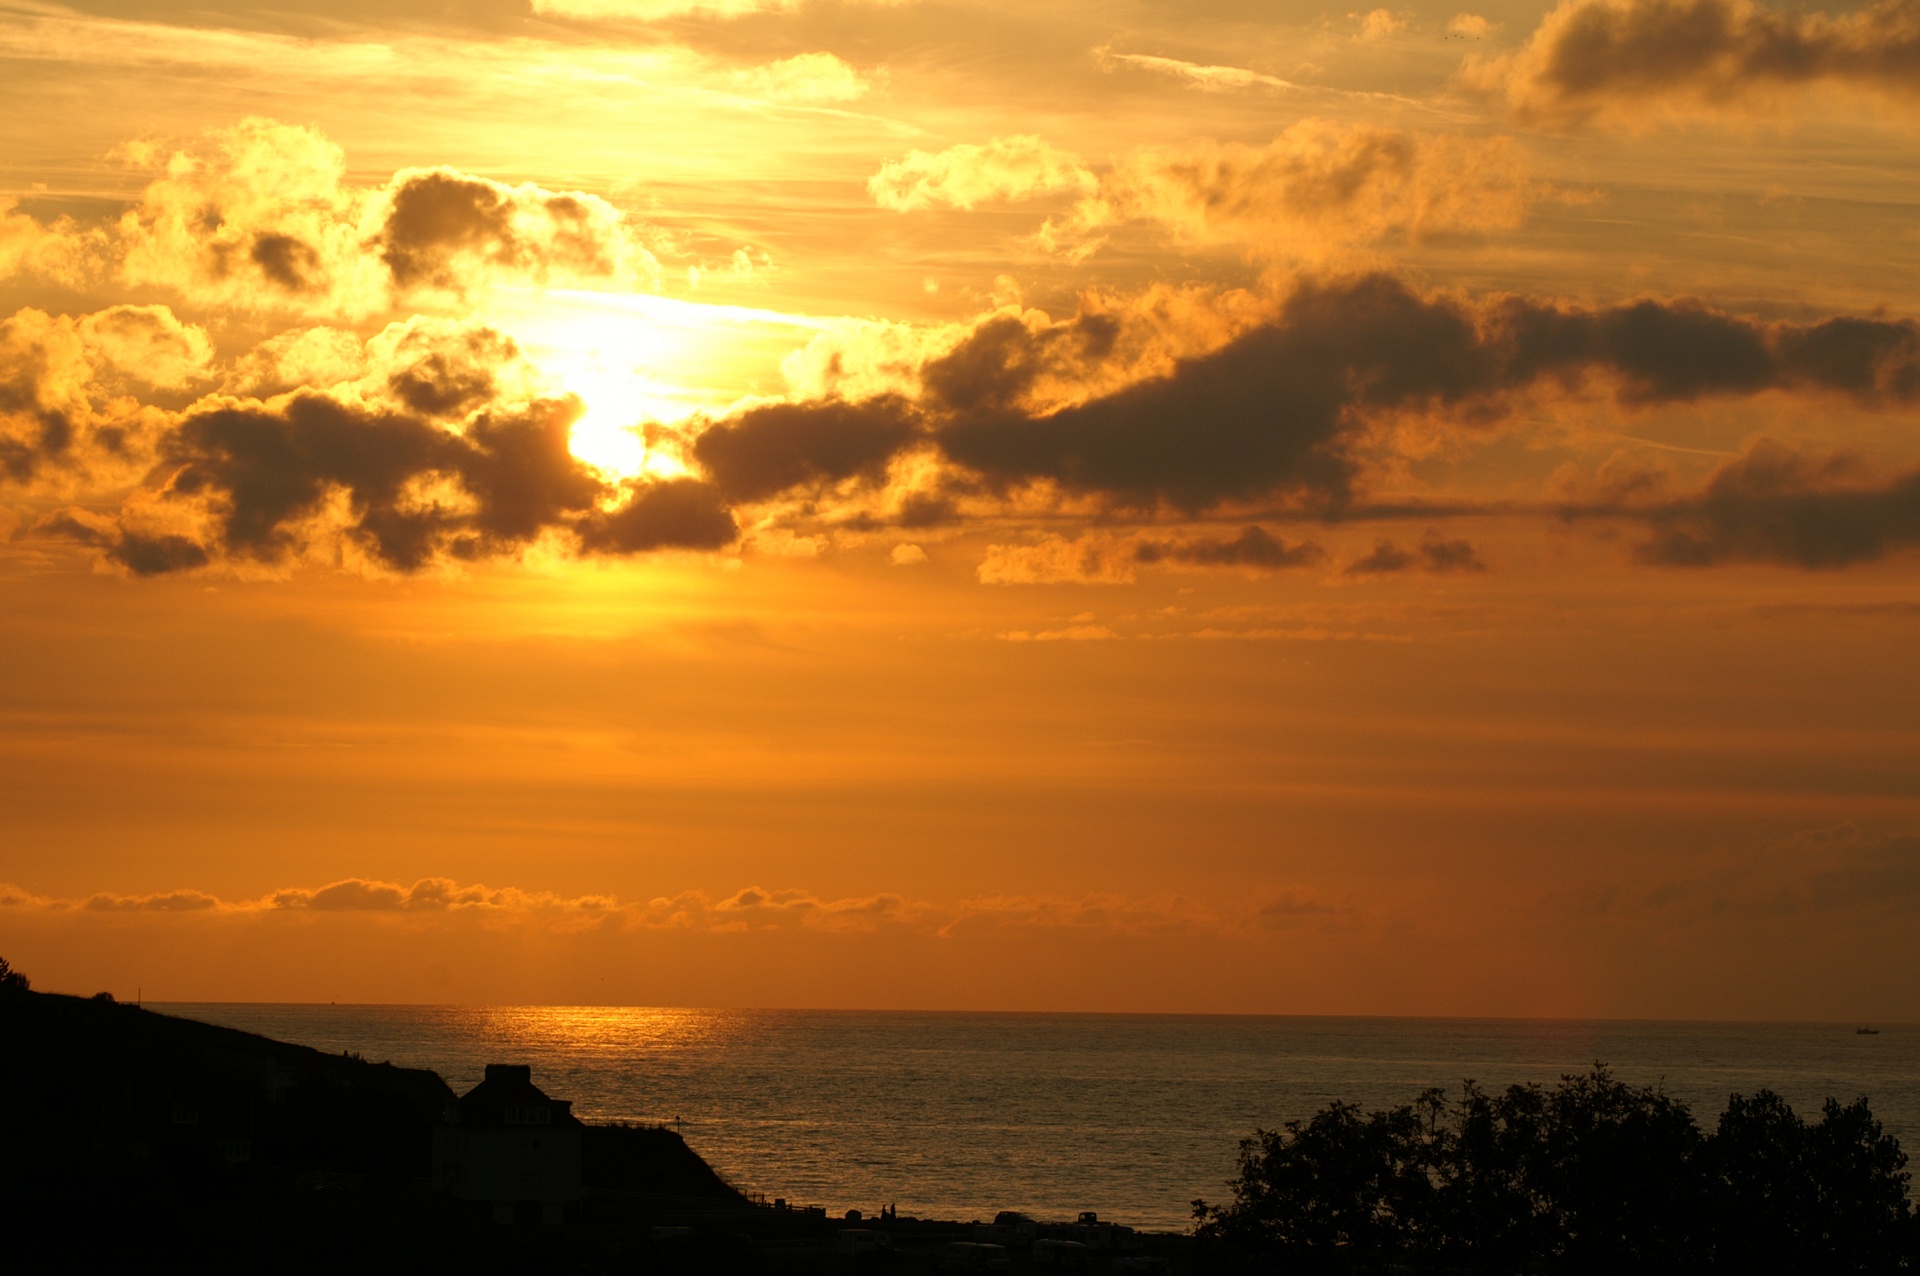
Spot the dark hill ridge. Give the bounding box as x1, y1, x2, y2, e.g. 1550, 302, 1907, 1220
0, 986, 748, 1200
1, 985, 456, 1181
586, 1121, 747, 1202
0, 985, 753, 1271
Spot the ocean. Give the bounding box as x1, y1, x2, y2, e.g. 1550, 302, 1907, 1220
160, 1005, 1917, 1232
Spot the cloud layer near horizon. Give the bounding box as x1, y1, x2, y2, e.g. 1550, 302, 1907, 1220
14, 824, 1916, 943
0, 873, 1243, 940
5, 822, 1913, 1014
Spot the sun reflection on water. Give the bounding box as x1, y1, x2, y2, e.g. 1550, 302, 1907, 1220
463, 1004, 746, 1059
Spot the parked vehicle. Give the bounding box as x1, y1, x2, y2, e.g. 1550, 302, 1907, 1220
942, 1241, 1011, 1271
1034, 1238, 1091, 1270
837, 1229, 892, 1255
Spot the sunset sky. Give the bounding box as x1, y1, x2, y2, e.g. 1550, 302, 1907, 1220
2, 0, 1918, 1018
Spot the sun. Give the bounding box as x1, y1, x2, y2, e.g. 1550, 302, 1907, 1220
516, 343, 684, 482
563, 380, 650, 479
483, 285, 837, 484
565, 386, 698, 482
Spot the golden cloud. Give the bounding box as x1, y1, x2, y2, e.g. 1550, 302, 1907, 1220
868, 135, 1098, 212
97, 120, 664, 319
734, 52, 874, 103
1047, 120, 1538, 259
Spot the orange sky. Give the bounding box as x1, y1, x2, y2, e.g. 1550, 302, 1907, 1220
2, 0, 1918, 1017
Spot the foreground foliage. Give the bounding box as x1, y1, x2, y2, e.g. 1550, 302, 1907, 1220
1193, 1069, 1917, 1274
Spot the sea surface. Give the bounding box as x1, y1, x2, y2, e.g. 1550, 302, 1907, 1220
159, 1006, 1918, 1231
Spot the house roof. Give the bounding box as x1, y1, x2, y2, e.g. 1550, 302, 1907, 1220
455, 1063, 583, 1129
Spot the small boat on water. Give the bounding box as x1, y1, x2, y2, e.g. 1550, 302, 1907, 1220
1857, 1027, 1881, 1035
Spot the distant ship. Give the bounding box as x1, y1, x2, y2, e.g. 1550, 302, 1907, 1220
1857, 1027, 1881, 1035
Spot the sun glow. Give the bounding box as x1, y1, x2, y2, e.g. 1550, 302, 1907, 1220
481, 287, 842, 481
553, 363, 656, 479
512, 335, 695, 481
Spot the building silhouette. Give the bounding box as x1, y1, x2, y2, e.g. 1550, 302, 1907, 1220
433, 1064, 583, 1223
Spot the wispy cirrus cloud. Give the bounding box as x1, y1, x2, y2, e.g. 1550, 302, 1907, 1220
1093, 46, 1302, 92
533, 0, 914, 19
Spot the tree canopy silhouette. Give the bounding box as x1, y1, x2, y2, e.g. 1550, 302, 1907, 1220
1193, 1067, 1916, 1274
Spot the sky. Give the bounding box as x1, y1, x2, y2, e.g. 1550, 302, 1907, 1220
1, 0, 1918, 1018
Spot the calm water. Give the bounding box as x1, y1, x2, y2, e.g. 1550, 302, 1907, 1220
160, 1006, 1917, 1231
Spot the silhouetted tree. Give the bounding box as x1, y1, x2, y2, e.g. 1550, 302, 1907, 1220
1194, 1093, 1446, 1271
1803, 1097, 1914, 1273
1705, 1090, 1914, 1274
1431, 1079, 1558, 1270
1197, 1068, 1915, 1275
1537, 1068, 1706, 1272
1708, 1090, 1820, 1271
0, 956, 27, 995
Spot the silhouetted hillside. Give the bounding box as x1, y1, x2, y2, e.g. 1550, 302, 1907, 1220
1, 985, 454, 1182
0, 980, 748, 1271
586, 1121, 751, 1202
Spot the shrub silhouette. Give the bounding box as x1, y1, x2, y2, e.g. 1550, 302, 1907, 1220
1194, 1067, 1916, 1275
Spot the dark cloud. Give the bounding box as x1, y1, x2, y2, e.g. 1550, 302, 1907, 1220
690, 395, 921, 502
1486, 0, 1920, 122
110, 532, 213, 577
449, 399, 606, 549
1492, 299, 1920, 404
0, 408, 71, 483
387, 328, 516, 418
249, 233, 323, 292
381, 172, 518, 289
1497, 298, 1771, 402
1633, 442, 1920, 569
165, 395, 464, 569
1348, 540, 1417, 574
30, 510, 210, 577
576, 477, 738, 554
896, 490, 959, 528
1772, 316, 1920, 402
0, 335, 74, 482
1347, 530, 1487, 574
936, 275, 1477, 511
46, 390, 731, 574
1134, 525, 1326, 569
1417, 533, 1487, 573
930, 277, 1918, 513
379, 170, 627, 292
20, 270, 1920, 579
920, 311, 1122, 413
